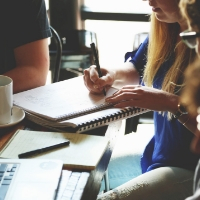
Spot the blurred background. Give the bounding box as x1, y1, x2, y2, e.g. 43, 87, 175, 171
47, 0, 151, 80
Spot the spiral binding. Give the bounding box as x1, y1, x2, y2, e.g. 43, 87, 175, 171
77, 107, 149, 132
25, 106, 149, 133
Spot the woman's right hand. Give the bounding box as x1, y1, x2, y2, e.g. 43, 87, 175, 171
83, 65, 115, 94
105, 85, 179, 112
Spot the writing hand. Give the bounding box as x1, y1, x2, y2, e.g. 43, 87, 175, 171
83, 65, 114, 95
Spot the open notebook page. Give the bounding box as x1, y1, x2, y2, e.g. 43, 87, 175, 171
0, 130, 109, 170
13, 76, 118, 121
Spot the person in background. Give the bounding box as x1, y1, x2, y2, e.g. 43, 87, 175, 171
0, 0, 51, 93
84, 0, 200, 199
179, 0, 200, 199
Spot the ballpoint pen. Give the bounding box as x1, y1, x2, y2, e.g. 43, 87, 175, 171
18, 140, 70, 158
90, 43, 106, 96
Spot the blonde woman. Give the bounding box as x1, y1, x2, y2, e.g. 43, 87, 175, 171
84, 0, 199, 199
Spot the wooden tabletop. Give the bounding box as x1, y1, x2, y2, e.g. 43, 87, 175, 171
0, 119, 122, 200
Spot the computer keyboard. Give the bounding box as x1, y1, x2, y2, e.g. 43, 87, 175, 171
0, 163, 19, 200
56, 170, 90, 200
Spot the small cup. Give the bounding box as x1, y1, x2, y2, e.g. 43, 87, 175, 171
0, 75, 13, 125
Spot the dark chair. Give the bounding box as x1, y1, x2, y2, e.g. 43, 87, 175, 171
49, 29, 97, 81
49, 26, 62, 83
133, 32, 149, 50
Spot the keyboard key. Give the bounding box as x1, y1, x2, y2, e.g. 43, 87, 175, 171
65, 173, 80, 191
9, 172, 15, 176
0, 164, 7, 173
4, 176, 12, 180
63, 189, 74, 198
76, 172, 90, 190
0, 184, 9, 199
6, 164, 13, 172
56, 170, 72, 200
72, 190, 83, 200
2, 179, 11, 185
0, 163, 19, 199
0, 173, 4, 180
56, 171, 90, 200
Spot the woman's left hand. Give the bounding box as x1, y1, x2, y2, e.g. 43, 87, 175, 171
105, 85, 178, 112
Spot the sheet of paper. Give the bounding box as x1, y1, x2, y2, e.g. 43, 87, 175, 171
0, 130, 109, 170
13, 76, 117, 121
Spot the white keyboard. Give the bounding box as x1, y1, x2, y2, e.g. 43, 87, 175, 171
56, 170, 90, 200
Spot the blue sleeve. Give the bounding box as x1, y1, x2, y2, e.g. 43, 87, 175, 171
124, 36, 148, 82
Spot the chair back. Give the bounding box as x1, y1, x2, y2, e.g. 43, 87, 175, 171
133, 32, 148, 50
50, 26, 62, 83
60, 30, 97, 54
49, 29, 98, 81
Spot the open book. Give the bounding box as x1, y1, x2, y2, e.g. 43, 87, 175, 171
13, 76, 149, 132
0, 130, 109, 170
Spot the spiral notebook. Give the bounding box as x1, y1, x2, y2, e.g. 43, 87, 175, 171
13, 76, 149, 132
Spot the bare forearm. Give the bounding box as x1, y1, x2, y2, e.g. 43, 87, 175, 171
4, 65, 48, 94
4, 39, 50, 94
110, 62, 140, 88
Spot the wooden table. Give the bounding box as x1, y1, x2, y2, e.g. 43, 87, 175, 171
0, 119, 122, 200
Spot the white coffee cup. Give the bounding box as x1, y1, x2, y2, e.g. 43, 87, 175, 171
0, 75, 13, 125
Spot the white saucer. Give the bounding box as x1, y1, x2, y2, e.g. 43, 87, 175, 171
0, 106, 25, 128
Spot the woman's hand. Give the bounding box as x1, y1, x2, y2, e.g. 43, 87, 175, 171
105, 85, 179, 112
83, 65, 115, 94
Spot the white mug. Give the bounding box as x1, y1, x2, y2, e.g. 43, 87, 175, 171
0, 75, 13, 125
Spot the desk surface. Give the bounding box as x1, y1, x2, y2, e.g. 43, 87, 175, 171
0, 119, 122, 200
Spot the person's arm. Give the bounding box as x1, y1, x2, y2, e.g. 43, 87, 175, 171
105, 84, 197, 134
110, 62, 140, 88
83, 62, 140, 94
4, 38, 49, 94
83, 37, 149, 94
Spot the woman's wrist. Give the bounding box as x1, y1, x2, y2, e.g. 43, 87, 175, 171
166, 93, 180, 114
173, 103, 188, 119
181, 115, 190, 126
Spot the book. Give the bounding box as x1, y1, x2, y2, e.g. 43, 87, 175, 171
13, 76, 149, 132
0, 129, 109, 170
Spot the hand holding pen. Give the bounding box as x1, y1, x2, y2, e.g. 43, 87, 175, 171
90, 43, 106, 96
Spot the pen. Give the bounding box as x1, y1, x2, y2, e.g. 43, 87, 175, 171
90, 43, 106, 96
18, 140, 70, 158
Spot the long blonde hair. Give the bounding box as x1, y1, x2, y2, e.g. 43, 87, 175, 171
143, 13, 195, 118
143, 13, 195, 93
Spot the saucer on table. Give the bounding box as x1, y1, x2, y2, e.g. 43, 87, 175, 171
0, 106, 25, 128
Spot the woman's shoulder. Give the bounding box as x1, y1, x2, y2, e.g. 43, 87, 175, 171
124, 36, 149, 62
